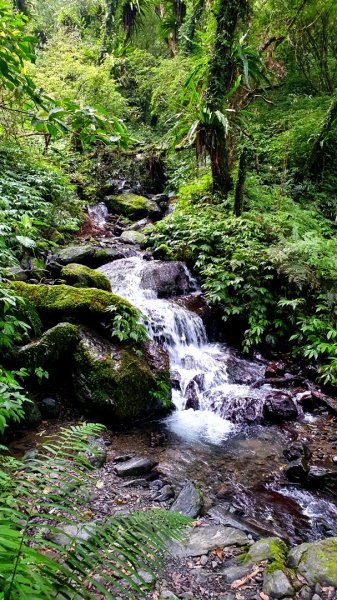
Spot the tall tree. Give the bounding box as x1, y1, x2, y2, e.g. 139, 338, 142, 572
196, 0, 248, 196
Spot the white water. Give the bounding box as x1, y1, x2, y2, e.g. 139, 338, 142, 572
98, 257, 268, 443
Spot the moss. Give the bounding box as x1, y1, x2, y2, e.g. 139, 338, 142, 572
61, 263, 111, 291
311, 539, 337, 582
104, 193, 148, 219
14, 282, 136, 326
16, 323, 79, 370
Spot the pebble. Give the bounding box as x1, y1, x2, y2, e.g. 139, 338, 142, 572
200, 554, 208, 566
312, 595, 321, 600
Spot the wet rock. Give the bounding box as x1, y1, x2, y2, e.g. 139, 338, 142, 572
127, 218, 151, 231
153, 485, 174, 502
120, 230, 146, 246
263, 570, 295, 598
208, 504, 278, 539
50, 244, 95, 267
185, 376, 203, 410
170, 480, 203, 517
283, 444, 312, 462
40, 397, 60, 419
83, 436, 107, 468
114, 457, 157, 477
140, 261, 195, 298
306, 465, 337, 489
265, 362, 286, 378
288, 538, 337, 586
92, 246, 129, 265
263, 391, 299, 422
284, 458, 309, 483
73, 328, 171, 423
61, 263, 111, 291
222, 565, 253, 584
246, 538, 287, 563
167, 525, 249, 558
226, 355, 264, 385
174, 293, 210, 319
298, 391, 337, 416
113, 454, 133, 463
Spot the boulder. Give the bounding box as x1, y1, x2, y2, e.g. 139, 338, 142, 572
226, 355, 264, 385
288, 538, 337, 586
173, 293, 210, 319
23, 399, 42, 425
14, 322, 79, 371
14, 282, 135, 329
73, 329, 171, 423
140, 261, 195, 298
120, 230, 146, 246
40, 397, 60, 419
167, 525, 248, 558
263, 391, 299, 422
83, 436, 107, 468
170, 480, 203, 518
50, 244, 95, 267
263, 570, 295, 598
284, 458, 309, 483
104, 193, 161, 220
61, 263, 111, 291
245, 538, 288, 564
114, 456, 157, 477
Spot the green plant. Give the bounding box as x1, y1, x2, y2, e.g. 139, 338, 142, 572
106, 304, 148, 343
0, 423, 190, 598
0, 368, 29, 434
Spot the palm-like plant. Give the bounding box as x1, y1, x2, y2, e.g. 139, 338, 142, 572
0, 423, 190, 598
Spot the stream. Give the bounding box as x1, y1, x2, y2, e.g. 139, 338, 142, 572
97, 255, 337, 544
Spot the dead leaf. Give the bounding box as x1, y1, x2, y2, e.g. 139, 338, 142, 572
260, 592, 269, 600
216, 546, 223, 561
231, 567, 261, 589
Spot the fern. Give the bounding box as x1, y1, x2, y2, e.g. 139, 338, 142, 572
0, 423, 190, 599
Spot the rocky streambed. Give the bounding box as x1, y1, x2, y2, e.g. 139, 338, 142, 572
7, 194, 337, 599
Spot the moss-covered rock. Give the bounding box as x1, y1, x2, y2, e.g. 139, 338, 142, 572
15, 323, 79, 370
50, 244, 95, 266
61, 263, 111, 291
73, 329, 171, 423
14, 282, 135, 327
245, 538, 288, 568
120, 230, 146, 246
104, 193, 161, 221
288, 538, 337, 586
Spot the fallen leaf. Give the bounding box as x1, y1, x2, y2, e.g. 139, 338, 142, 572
260, 592, 269, 600
231, 567, 261, 589
215, 546, 223, 561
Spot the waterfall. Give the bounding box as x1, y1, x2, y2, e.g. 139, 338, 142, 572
98, 257, 267, 443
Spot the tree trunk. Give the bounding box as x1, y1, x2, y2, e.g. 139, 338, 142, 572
233, 147, 247, 216
181, 0, 204, 54
13, 0, 28, 14
199, 0, 248, 197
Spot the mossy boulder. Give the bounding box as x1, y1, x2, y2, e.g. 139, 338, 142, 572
120, 230, 146, 246
73, 329, 171, 423
288, 538, 337, 586
61, 263, 111, 291
50, 244, 95, 267
14, 282, 136, 328
15, 323, 79, 371
245, 538, 288, 569
104, 193, 161, 221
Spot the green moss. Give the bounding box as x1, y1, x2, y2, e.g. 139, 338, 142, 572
314, 540, 337, 581
61, 263, 111, 291
14, 282, 136, 326
104, 193, 148, 219
16, 322, 79, 370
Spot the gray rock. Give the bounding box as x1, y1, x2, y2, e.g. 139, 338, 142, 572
263, 570, 295, 598
299, 585, 313, 600
153, 484, 174, 502
113, 454, 134, 463
122, 478, 149, 488
40, 397, 60, 419
140, 261, 196, 298
263, 391, 299, 422
246, 538, 287, 563
51, 522, 96, 548
208, 504, 279, 539
120, 230, 146, 246
200, 554, 208, 566
51, 244, 95, 267
7, 265, 28, 281
114, 456, 157, 477
167, 525, 249, 558
288, 538, 337, 586
222, 565, 253, 584
170, 480, 203, 518
131, 569, 156, 586
84, 436, 107, 468
159, 592, 180, 600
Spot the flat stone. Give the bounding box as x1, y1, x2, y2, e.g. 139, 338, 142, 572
288, 538, 337, 586
120, 230, 146, 246
122, 478, 149, 488
208, 504, 280, 539
170, 480, 203, 517
51, 522, 96, 548
114, 457, 157, 477
167, 525, 249, 558
131, 569, 156, 586
263, 570, 295, 598
222, 564, 253, 584
153, 484, 174, 502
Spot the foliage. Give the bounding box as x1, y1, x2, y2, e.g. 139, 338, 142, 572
0, 422, 190, 598
106, 304, 148, 343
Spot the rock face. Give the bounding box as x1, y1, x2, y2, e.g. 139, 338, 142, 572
14, 282, 135, 328
73, 329, 171, 423
140, 261, 195, 298
170, 480, 203, 517
263, 391, 299, 422
114, 456, 157, 477
167, 525, 249, 558
61, 263, 111, 291
104, 193, 161, 220
288, 538, 337, 586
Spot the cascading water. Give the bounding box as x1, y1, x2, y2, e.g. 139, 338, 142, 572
98, 257, 267, 443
